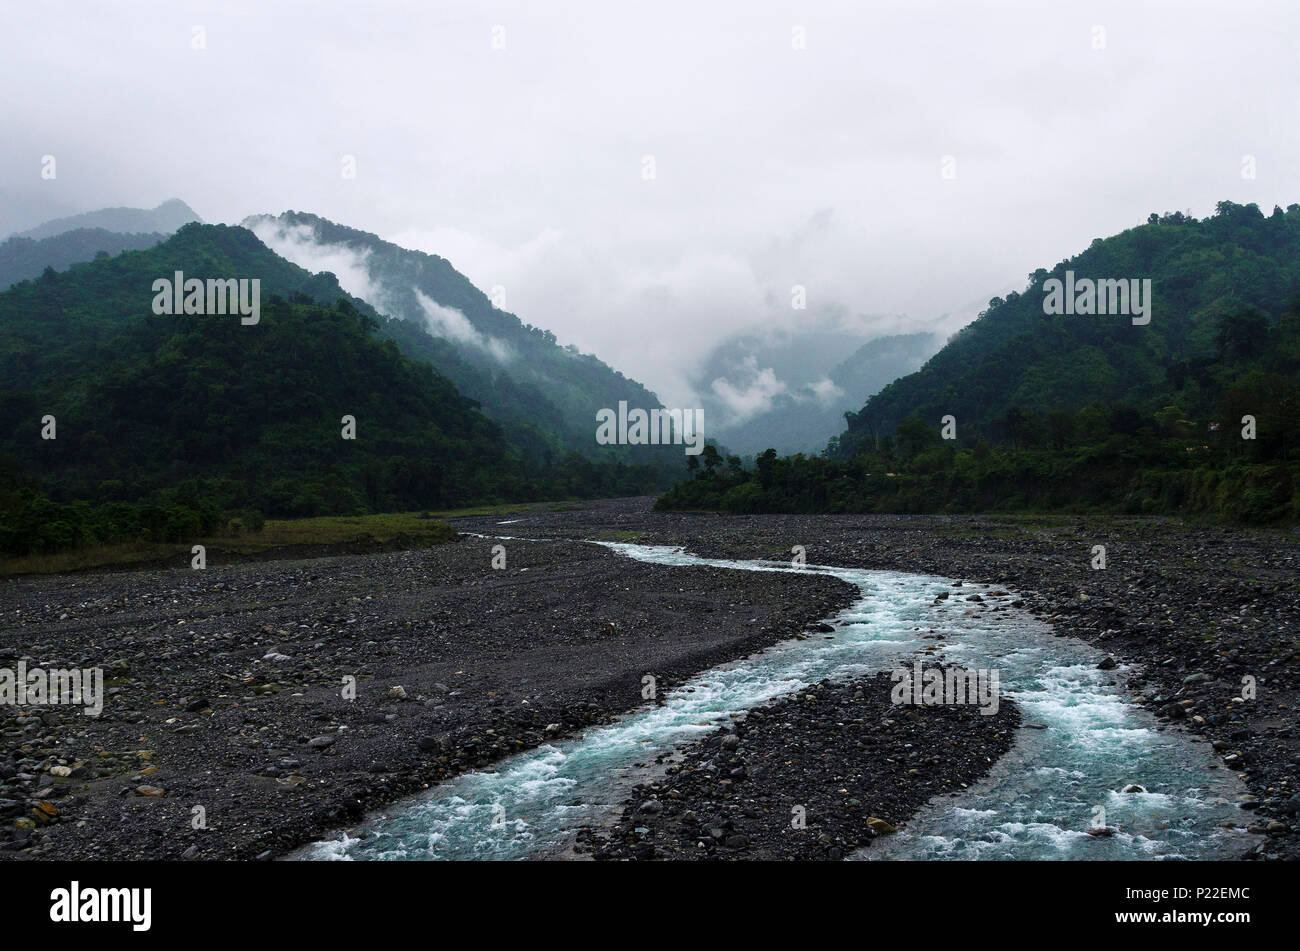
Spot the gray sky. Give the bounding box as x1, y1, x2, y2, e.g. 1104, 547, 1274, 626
4, 0, 1299, 406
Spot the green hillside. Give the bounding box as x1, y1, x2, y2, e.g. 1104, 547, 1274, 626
0, 228, 167, 290
837, 202, 1300, 452
0, 224, 662, 555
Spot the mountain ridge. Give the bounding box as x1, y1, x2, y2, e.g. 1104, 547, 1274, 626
244, 211, 678, 469
836, 201, 1300, 454
16, 198, 201, 241
0, 227, 168, 290
707, 331, 939, 455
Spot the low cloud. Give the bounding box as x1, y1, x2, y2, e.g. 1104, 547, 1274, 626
249, 217, 514, 364
248, 219, 389, 309
413, 289, 514, 363
807, 377, 843, 405
709, 356, 788, 424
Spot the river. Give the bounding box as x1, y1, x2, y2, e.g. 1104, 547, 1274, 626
293, 542, 1251, 861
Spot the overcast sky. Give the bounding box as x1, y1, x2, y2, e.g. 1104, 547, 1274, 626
4, 0, 1299, 405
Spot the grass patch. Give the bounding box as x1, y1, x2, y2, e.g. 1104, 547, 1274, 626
0, 511, 459, 578
418, 500, 572, 519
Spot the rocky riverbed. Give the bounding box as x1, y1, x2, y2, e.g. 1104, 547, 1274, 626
448, 498, 1300, 859
581, 672, 1020, 860
0, 534, 854, 859
3, 497, 1296, 860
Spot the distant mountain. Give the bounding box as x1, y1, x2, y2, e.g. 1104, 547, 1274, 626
831, 332, 941, 393
244, 211, 678, 468
698, 327, 938, 456
16, 199, 200, 241
835, 201, 1300, 454
0, 227, 166, 290
0, 188, 80, 240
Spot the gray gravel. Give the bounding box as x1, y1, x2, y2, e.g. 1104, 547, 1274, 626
454, 498, 1298, 860
0, 532, 853, 859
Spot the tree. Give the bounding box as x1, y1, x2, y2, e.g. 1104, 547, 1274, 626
1004, 407, 1029, 450
700, 444, 723, 477
895, 417, 933, 460
756, 448, 778, 490
1045, 410, 1074, 451
1216, 308, 1270, 362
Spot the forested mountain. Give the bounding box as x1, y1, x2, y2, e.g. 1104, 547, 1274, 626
835, 202, 1300, 454
0, 224, 663, 554
0, 223, 365, 394
0, 227, 166, 289
660, 202, 1300, 522
244, 211, 676, 468
15, 198, 200, 240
